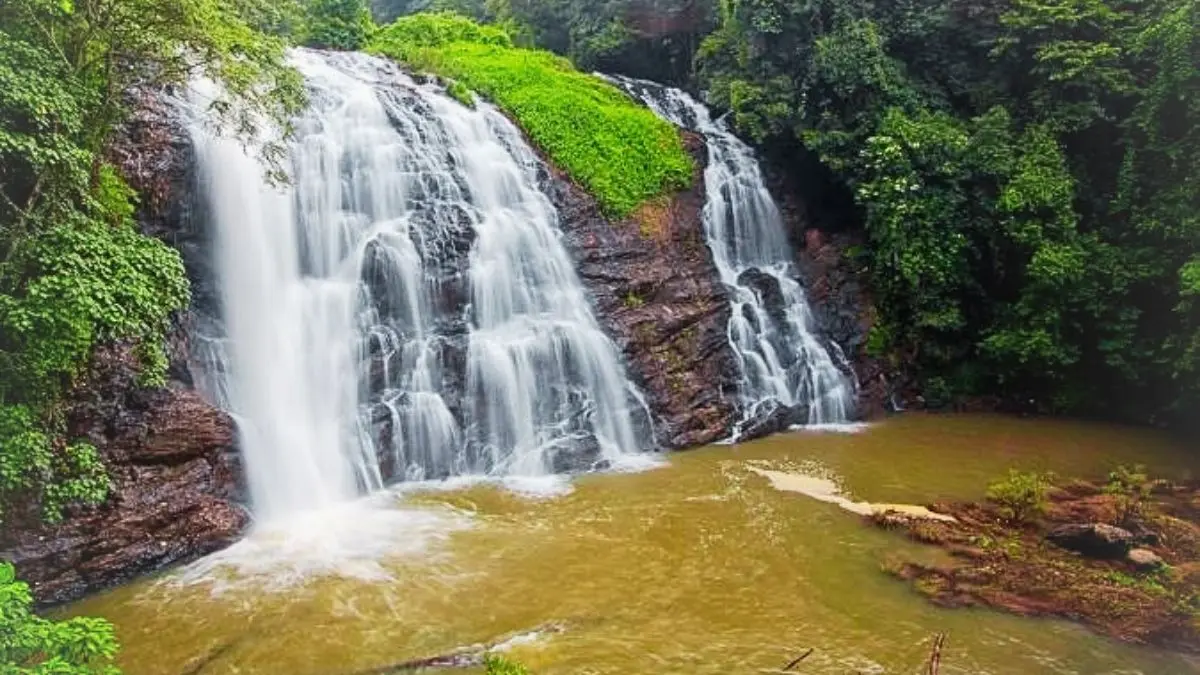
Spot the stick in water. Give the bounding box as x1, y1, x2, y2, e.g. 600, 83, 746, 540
927, 633, 946, 675
782, 647, 814, 671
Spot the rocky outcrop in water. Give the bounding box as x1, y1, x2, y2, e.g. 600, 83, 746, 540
547, 133, 740, 449
0, 89, 246, 605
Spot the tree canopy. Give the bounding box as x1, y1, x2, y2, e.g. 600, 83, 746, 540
690, 0, 1198, 425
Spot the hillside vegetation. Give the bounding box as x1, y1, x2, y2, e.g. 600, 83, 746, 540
368, 12, 693, 217
423, 0, 1200, 428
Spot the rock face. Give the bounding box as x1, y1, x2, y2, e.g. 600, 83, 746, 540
547, 133, 740, 449
0, 89, 247, 606
1047, 522, 1134, 559
0, 345, 248, 606
793, 226, 910, 418
762, 160, 912, 418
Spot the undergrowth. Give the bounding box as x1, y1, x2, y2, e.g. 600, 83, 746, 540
368, 12, 692, 217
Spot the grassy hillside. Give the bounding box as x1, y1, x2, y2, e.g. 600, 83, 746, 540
368, 12, 692, 217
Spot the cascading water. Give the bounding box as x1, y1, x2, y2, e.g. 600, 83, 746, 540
605, 75, 856, 432
186, 50, 650, 529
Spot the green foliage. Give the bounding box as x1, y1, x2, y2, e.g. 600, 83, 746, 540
1104, 464, 1152, 524
697, 0, 1200, 426
0, 0, 302, 522
446, 79, 476, 106
305, 0, 376, 49
369, 12, 693, 216
0, 562, 120, 674
484, 654, 530, 675
986, 469, 1053, 523
378, 0, 717, 84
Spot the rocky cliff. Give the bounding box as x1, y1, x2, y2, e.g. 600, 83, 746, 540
548, 133, 740, 449
0, 89, 247, 606
0, 81, 887, 606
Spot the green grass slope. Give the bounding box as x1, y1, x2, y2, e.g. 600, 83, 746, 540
368, 12, 693, 217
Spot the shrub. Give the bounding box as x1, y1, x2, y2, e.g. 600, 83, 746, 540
1104, 464, 1152, 524
986, 469, 1052, 523
368, 12, 693, 217
484, 654, 529, 675
0, 562, 120, 674
446, 79, 475, 107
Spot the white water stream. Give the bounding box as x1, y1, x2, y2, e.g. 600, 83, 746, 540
605, 75, 856, 432
185, 50, 648, 536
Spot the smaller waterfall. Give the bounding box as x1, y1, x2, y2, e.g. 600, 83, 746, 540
605, 75, 856, 430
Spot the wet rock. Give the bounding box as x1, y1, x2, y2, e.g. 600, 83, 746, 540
1046, 522, 1134, 559
0, 345, 247, 606
0, 93, 249, 606
546, 132, 739, 449
548, 435, 603, 474
736, 268, 788, 325
735, 399, 806, 442
771, 151, 912, 419
1127, 548, 1164, 570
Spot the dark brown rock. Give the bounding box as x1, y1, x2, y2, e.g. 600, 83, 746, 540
1047, 522, 1134, 559
546, 133, 739, 449
0, 345, 248, 606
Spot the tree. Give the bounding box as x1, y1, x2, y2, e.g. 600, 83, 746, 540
305, 0, 375, 50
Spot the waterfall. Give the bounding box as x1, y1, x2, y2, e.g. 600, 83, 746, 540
186, 49, 649, 524
604, 75, 856, 431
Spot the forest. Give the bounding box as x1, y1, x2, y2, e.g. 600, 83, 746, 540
1, 0, 1197, 671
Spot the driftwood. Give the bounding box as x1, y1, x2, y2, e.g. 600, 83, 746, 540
179, 637, 245, 675
781, 648, 814, 671
926, 633, 947, 675
347, 650, 485, 674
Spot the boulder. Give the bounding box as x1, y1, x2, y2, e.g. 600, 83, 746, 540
1127, 548, 1165, 570
736, 267, 789, 325
548, 434, 603, 474
1046, 522, 1134, 559
735, 399, 807, 442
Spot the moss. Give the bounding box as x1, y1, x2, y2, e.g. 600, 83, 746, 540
368, 12, 693, 217
633, 196, 672, 239
446, 79, 475, 107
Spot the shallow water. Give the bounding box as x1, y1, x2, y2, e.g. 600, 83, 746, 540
70, 414, 1200, 674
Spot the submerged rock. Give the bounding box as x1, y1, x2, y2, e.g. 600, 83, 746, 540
1046, 522, 1134, 559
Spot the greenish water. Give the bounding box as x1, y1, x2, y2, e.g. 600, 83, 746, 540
70, 414, 1200, 674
